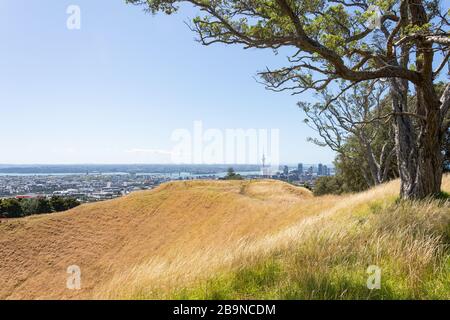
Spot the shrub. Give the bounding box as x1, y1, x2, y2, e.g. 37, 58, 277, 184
222, 168, 243, 180
0, 196, 80, 218
0, 198, 24, 218
313, 176, 344, 196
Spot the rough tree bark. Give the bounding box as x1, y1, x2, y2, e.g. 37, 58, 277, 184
391, 0, 445, 199
390, 78, 418, 198
412, 84, 443, 198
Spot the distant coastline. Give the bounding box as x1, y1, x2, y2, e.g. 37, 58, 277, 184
0, 164, 333, 176
0, 164, 261, 175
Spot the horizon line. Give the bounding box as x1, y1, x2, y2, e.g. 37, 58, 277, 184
0, 163, 334, 166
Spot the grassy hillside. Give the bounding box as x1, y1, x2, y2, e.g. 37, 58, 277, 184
0, 177, 449, 299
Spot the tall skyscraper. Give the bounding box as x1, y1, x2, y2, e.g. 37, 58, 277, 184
318, 163, 323, 176
323, 165, 328, 176
298, 163, 303, 175
283, 165, 289, 176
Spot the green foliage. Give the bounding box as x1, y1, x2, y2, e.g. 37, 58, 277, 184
0, 196, 80, 218
127, 0, 445, 83
50, 196, 67, 212
35, 198, 53, 214
127, 0, 448, 199
313, 176, 344, 196
20, 198, 40, 216
50, 196, 79, 212
332, 95, 397, 193
173, 260, 283, 299
315, 82, 449, 196
302, 182, 313, 191
222, 167, 243, 180
0, 198, 24, 218
334, 151, 372, 192
63, 197, 81, 210
435, 191, 450, 200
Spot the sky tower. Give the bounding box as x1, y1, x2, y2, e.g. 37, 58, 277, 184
261, 152, 267, 178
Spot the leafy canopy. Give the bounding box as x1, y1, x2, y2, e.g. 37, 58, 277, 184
127, 0, 448, 96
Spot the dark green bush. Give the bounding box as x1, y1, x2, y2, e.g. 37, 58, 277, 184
0, 196, 80, 218
313, 176, 344, 196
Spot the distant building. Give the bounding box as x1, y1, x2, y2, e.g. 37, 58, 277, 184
323, 165, 328, 176
298, 163, 303, 175
318, 163, 323, 176
283, 165, 289, 176
15, 194, 40, 199
260, 153, 272, 177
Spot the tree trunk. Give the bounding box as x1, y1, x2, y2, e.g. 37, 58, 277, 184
358, 134, 380, 185
390, 78, 417, 198
389, 0, 445, 199
379, 142, 395, 183
391, 78, 444, 199
411, 84, 443, 198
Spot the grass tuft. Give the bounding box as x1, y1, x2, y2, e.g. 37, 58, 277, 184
166, 199, 450, 300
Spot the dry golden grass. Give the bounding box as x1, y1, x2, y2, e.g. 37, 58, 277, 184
168, 178, 450, 300
0, 179, 316, 299
0, 176, 448, 300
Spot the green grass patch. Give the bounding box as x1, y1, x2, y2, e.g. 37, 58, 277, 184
172, 259, 283, 299
168, 199, 450, 300
436, 191, 450, 200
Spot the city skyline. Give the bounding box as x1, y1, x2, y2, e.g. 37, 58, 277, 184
0, 163, 335, 172
0, 162, 334, 201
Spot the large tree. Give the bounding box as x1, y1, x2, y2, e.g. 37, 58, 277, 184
127, 0, 449, 199
301, 80, 397, 187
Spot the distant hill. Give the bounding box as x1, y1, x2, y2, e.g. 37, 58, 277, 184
0, 164, 260, 175
0, 177, 449, 300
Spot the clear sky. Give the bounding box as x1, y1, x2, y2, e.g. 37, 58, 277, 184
0, 0, 335, 165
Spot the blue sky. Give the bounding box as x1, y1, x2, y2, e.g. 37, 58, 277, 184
0, 0, 334, 165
